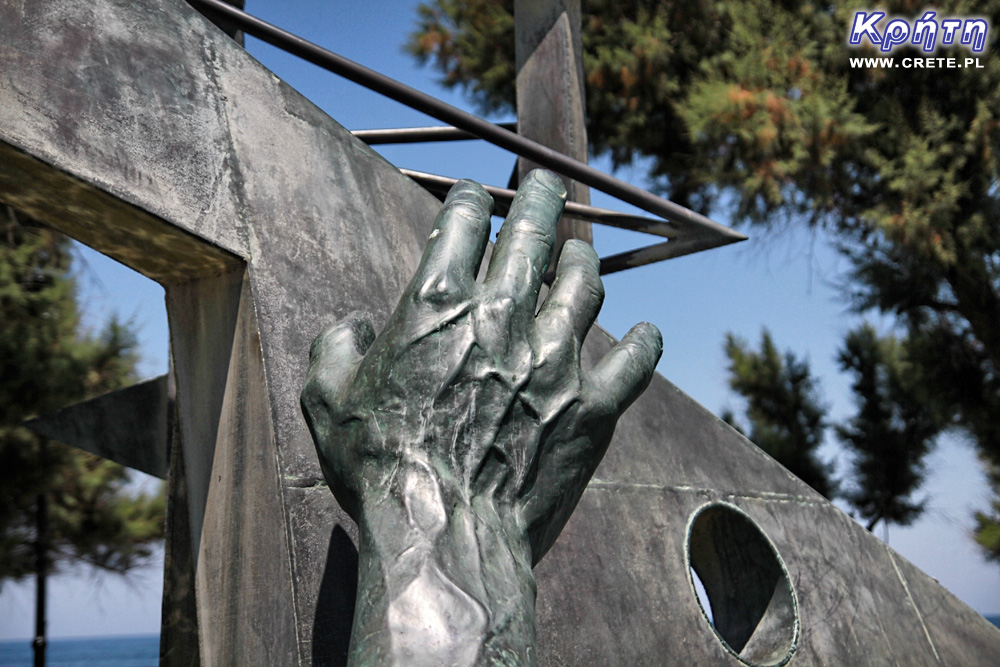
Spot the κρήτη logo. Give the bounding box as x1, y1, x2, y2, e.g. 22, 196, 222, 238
848, 11, 989, 53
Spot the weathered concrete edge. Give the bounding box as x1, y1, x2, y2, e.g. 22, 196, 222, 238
0, 140, 242, 284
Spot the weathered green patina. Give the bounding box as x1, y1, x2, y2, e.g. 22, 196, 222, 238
301, 171, 662, 665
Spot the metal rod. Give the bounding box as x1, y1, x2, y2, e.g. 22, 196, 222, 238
598, 235, 728, 275
400, 169, 680, 239
403, 169, 709, 274
186, 0, 746, 245
353, 124, 517, 145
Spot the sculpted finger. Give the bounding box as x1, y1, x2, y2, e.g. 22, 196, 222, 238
484, 169, 565, 314
535, 239, 604, 346
590, 322, 663, 414
300, 313, 374, 521
301, 312, 376, 421
411, 180, 493, 303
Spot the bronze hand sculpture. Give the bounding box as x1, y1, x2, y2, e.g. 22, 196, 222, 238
302, 170, 662, 665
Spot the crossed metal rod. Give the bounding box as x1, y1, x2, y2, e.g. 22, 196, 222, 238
188, 0, 747, 261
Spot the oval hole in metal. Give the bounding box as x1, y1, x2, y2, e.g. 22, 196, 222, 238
686, 503, 798, 666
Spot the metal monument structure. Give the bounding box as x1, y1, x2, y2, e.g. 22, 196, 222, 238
3, 0, 1000, 664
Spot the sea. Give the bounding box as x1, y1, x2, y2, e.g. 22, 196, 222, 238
0, 635, 158, 666
3, 620, 1000, 664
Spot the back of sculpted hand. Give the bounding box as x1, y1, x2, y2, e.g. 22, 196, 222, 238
302, 169, 662, 666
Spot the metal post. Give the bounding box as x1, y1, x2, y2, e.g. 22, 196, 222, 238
515, 0, 592, 270
32, 467, 48, 667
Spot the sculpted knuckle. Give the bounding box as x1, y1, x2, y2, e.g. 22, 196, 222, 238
301, 391, 331, 434
509, 217, 553, 244
441, 199, 482, 222
416, 270, 458, 303
482, 293, 516, 319
547, 303, 579, 334
590, 280, 606, 304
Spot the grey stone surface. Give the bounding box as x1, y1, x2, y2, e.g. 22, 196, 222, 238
535, 334, 1000, 665
0, 142, 239, 284
2, 0, 999, 664
160, 402, 201, 667
165, 268, 245, 558
191, 271, 297, 664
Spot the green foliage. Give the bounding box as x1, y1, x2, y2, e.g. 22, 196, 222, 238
973, 461, 1000, 563
409, 0, 1000, 557
409, 0, 731, 211
723, 330, 835, 498
0, 206, 165, 587
409, 0, 517, 114
836, 325, 944, 531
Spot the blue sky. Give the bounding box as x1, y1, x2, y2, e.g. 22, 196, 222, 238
1, 0, 997, 640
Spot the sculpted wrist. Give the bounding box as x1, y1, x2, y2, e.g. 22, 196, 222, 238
352, 452, 537, 666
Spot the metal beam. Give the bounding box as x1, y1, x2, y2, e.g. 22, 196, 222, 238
514, 0, 593, 252
400, 169, 679, 239
186, 0, 746, 248
352, 124, 517, 145
24, 376, 171, 479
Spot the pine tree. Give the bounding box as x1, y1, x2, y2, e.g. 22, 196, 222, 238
722, 330, 835, 498
836, 325, 944, 532
0, 205, 165, 587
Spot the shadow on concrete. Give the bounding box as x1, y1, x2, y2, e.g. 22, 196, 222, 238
312, 525, 359, 666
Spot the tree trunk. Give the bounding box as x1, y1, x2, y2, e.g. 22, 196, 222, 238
33, 491, 48, 667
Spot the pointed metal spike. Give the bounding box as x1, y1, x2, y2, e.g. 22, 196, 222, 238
24, 375, 171, 479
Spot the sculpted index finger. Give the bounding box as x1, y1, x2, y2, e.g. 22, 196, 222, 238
484, 169, 566, 311
411, 180, 493, 303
